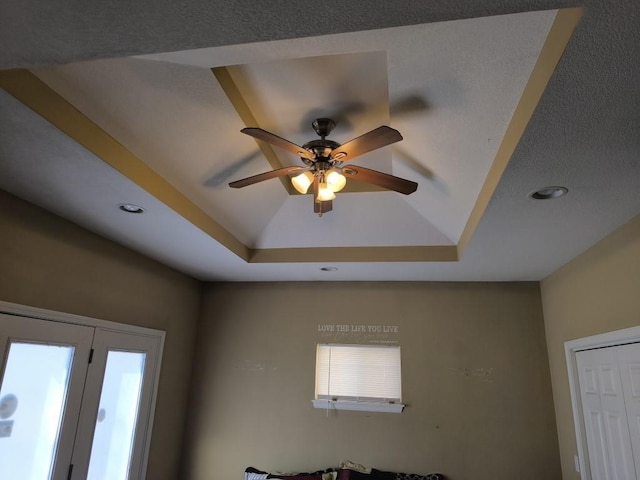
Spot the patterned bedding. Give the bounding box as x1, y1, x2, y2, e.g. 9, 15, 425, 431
245, 463, 445, 480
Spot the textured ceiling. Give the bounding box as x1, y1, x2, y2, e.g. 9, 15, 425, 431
1, 0, 577, 69
1, 0, 640, 282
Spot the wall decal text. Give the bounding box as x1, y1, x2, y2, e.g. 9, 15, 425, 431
316, 324, 400, 343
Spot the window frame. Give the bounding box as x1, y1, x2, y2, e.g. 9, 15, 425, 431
313, 343, 404, 413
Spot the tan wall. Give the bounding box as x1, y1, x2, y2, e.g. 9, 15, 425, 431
0, 189, 202, 480
540, 213, 640, 479
185, 281, 560, 480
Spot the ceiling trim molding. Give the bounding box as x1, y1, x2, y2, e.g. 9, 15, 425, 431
211, 66, 296, 194
0, 68, 251, 262
249, 245, 459, 263
456, 6, 582, 256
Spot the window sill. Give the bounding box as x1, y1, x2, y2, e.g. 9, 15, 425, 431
312, 399, 404, 413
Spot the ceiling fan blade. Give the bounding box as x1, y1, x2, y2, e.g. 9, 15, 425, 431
342, 165, 418, 195
229, 166, 305, 188
242, 127, 314, 160
330, 126, 402, 163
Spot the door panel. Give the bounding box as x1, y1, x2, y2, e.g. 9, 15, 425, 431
0, 313, 93, 480
618, 343, 640, 476
86, 350, 146, 480
577, 345, 639, 480
0, 342, 74, 479
70, 329, 161, 480
604, 411, 635, 480
584, 408, 608, 480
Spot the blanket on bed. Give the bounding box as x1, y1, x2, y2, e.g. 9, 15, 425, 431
245, 463, 445, 480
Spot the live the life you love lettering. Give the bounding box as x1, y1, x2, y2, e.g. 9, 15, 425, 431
317, 324, 400, 343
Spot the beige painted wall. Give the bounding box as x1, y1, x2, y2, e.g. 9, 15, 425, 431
540, 213, 640, 479
185, 281, 560, 480
0, 189, 202, 480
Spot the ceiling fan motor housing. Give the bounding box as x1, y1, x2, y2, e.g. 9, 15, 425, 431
301, 118, 342, 165
301, 139, 341, 165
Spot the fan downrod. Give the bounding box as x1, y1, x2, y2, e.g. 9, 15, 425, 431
303, 118, 340, 162
312, 118, 336, 139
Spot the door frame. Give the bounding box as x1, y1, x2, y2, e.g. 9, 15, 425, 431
565, 326, 640, 480
0, 300, 165, 480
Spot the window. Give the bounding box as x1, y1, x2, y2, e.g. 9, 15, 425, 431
313, 344, 404, 413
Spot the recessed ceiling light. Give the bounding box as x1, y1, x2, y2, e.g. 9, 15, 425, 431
118, 203, 145, 214
320, 267, 338, 272
529, 186, 568, 200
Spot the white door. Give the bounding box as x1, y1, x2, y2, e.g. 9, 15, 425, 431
0, 313, 94, 480
69, 329, 161, 480
576, 343, 640, 480
0, 310, 163, 480
618, 343, 640, 476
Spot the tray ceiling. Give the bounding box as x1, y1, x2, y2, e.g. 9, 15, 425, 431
2, 3, 638, 281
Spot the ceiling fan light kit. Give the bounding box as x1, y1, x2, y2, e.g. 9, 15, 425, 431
229, 118, 418, 216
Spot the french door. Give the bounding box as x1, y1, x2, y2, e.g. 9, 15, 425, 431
0, 310, 163, 480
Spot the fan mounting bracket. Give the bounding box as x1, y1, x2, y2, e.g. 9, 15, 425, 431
312, 118, 336, 138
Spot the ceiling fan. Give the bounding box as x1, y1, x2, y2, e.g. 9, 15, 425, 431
229, 118, 418, 216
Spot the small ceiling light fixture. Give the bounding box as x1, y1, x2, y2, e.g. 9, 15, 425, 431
118, 203, 145, 214
530, 186, 568, 200
320, 267, 338, 272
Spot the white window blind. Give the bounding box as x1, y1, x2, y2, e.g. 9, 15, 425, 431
314, 344, 402, 409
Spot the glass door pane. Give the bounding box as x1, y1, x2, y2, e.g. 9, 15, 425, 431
0, 313, 94, 480
86, 351, 146, 480
69, 328, 161, 480
0, 342, 74, 480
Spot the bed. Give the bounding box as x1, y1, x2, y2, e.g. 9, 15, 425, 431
245, 460, 445, 480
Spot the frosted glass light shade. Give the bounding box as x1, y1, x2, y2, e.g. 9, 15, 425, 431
317, 183, 336, 201
291, 171, 314, 194
326, 170, 347, 192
